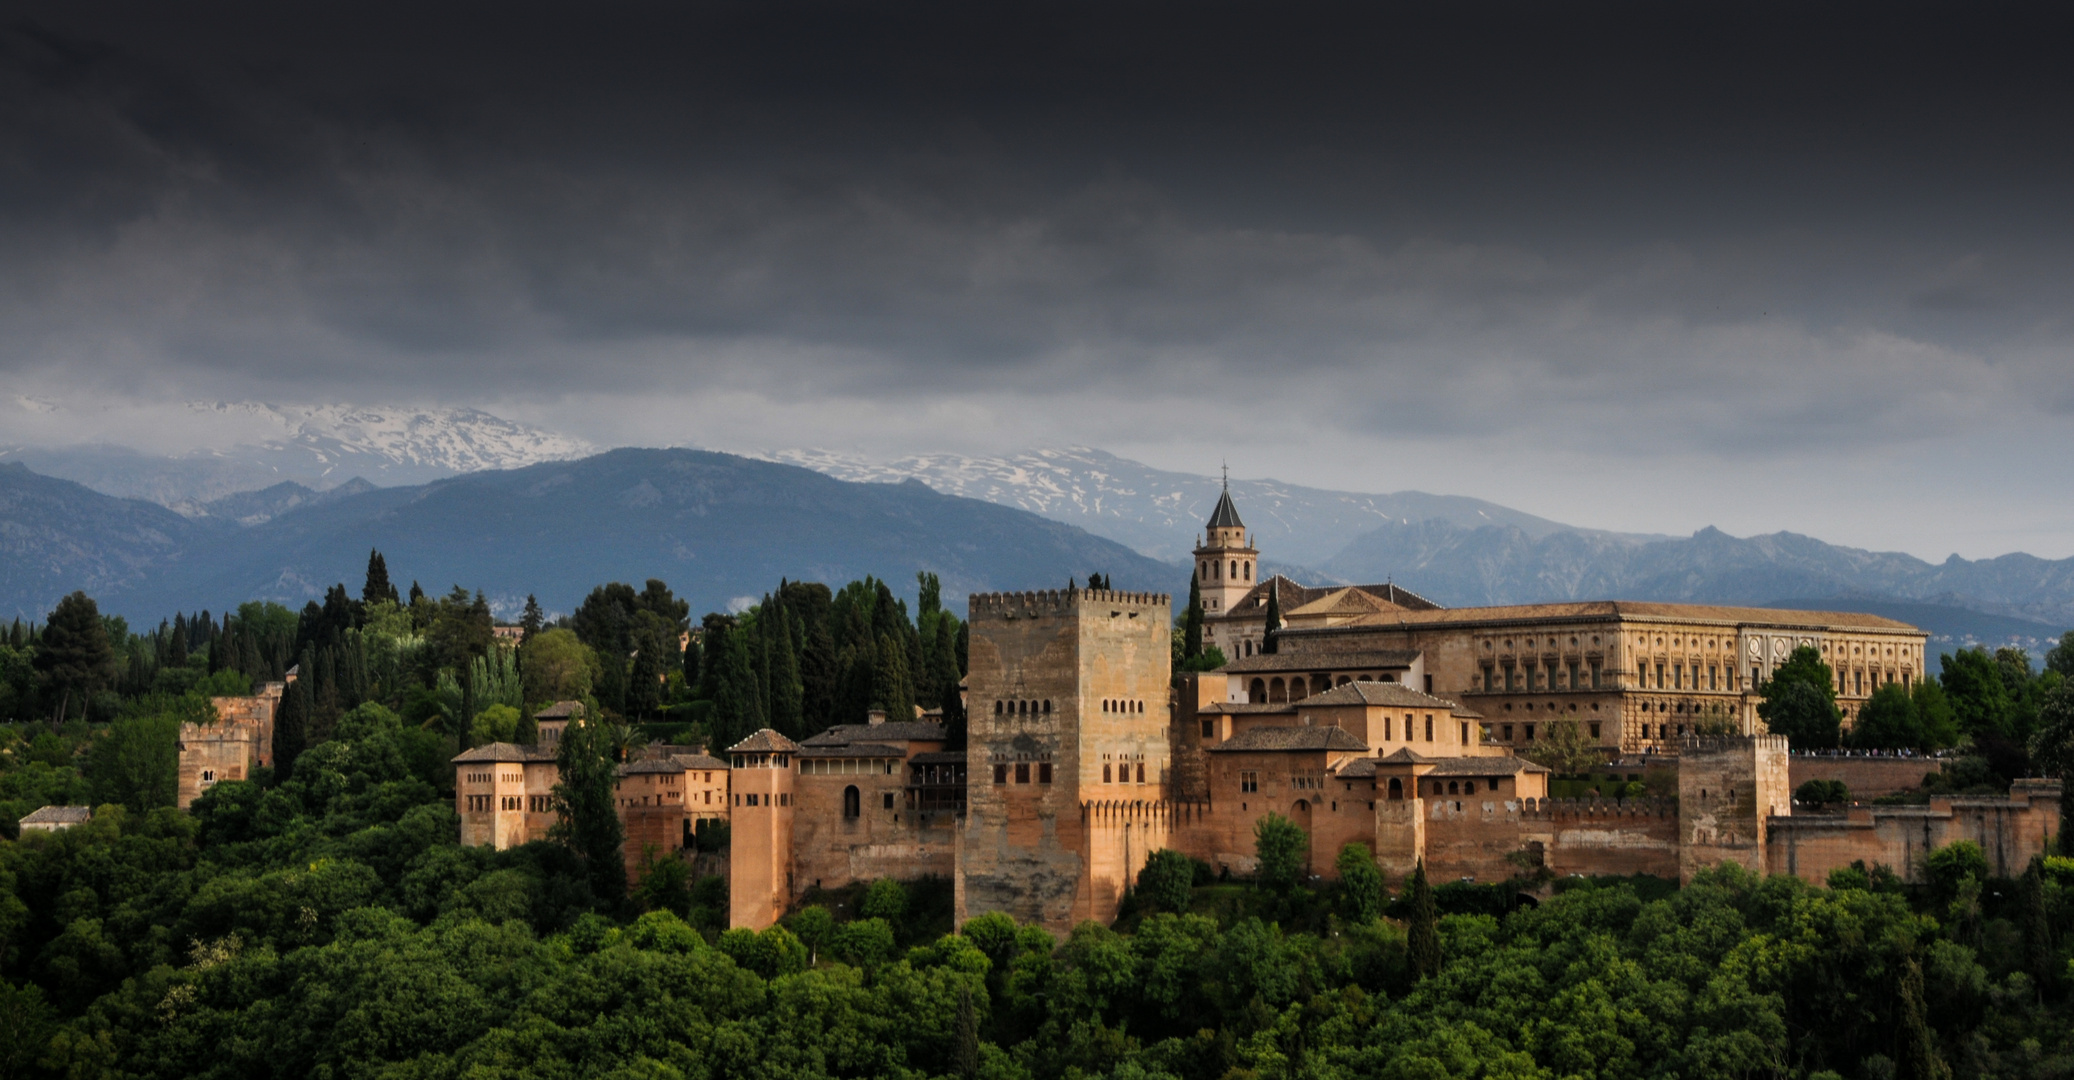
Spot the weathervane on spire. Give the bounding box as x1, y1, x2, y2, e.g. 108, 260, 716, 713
1222, 461, 1228, 490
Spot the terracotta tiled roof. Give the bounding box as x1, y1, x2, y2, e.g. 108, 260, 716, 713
1222, 577, 1442, 619
619, 757, 688, 775
801, 721, 949, 746
909, 750, 968, 765
1355, 747, 1549, 775
452, 742, 557, 764
1280, 599, 1917, 633
726, 729, 802, 754
535, 701, 586, 719
19, 805, 92, 825
669, 753, 730, 771
1205, 726, 1368, 752
1300, 681, 1481, 717
1220, 649, 1421, 674
1198, 702, 1299, 715
799, 743, 907, 758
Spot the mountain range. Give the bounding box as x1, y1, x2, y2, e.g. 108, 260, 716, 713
0, 403, 594, 511
0, 450, 1171, 624
2, 406, 2068, 655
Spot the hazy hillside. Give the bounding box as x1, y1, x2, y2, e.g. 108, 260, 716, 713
770, 446, 1650, 566
1322, 520, 2074, 643
0, 450, 1174, 623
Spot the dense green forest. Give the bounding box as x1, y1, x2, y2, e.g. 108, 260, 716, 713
3, 561, 2074, 1079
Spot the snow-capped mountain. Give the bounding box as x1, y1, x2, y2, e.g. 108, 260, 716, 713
1, 404, 595, 510
764, 446, 1653, 567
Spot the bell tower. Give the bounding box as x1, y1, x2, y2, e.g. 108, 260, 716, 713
1192, 470, 1258, 617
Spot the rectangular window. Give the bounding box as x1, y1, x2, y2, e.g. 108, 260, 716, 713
1588, 721, 1601, 739
1656, 664, 1665, 688
1201, 720, 1214, 738
1240, 771, 1258, 793
994, 764, 1007, 784
1459, 722, 1468, 743
1424, 715, 1434, 741
1136, 763, 1145, 783
1751, 665, 1760, 687
1525, 724, 1536, 741
883, 792, 895, 809
1591, 663, 1602, 689
1015, 763, 1030, 784
1039, 763, 1053, 784
1385, 715, 1393, 740
1482, 667, 1494, 691
1502, 723, 1514, 741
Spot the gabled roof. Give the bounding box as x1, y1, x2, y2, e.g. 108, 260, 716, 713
1275, 599, 1917, 633
1205, 725, 1368, 752
801, 721, 948, 746
727, 729, 801, 754
20, 805, 92, 825
452, 742, 557, 764
1299, 681, 1482, 717
1221, 649, 1420, 674
1360, 747, 1548, 775
1207, 486, 1245, 529
619, 757, 688, 776
535, 701, 586, 720
1198, 701, 1299, 715
670, 753, 730, 771
800, 743, 907, 759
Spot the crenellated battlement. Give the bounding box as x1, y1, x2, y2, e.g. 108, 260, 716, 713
1682, 733, 1790, 755
1519, 796, 1679, 821
968, 588, 1171, 617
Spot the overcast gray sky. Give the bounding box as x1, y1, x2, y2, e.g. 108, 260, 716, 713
3, 2, 2071, 560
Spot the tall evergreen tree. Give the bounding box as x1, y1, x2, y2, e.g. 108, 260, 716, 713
1183, 575, 1205, 660
1261, 586, 1282, 655
168, 616, 189, 668
273, 670, 310, 781
551, 716, 628, 908
35, 592, 113, 724
1407, 860, 1441, 980
1894, 955, 1950, 1080
767, 602, 805, 737
519, 594, 545, 643
363, 549, 399, 605
874, 632, 915, 721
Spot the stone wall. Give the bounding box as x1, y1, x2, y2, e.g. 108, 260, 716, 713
790, 765, 957, 897
1677, 734, 1791, 881
1789, 755, 1944, 799
1767, 780, 2063, 884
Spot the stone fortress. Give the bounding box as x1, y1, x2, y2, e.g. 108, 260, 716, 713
178, 484, 2059, 935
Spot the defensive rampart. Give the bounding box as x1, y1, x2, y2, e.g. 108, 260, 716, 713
1767, 779, 2062, 883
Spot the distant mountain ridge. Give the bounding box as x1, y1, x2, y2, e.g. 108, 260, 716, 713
765, 446, 1657, 566
1, 403, 594, 509
0, 450, 1172, 623
1322, 520, 2074, 639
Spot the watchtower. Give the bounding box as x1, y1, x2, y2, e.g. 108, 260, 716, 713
1677, 734, 1791, 882
727, 729, 799, 929
959, 586, 1172, 933
1192, 476, 1257, 618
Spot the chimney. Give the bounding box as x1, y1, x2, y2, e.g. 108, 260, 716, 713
867, 708, 887, 726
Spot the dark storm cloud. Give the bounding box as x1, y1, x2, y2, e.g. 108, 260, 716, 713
3, 1, 2073, 452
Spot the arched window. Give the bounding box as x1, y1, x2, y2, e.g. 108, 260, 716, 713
994, 700, 1003, 715
843, 785, 860, 818
1230, 560, 1238, 578
1043, 700, 1051, 713
1388, 777, 1403, 800
1244, 561, 1251, 579
1249, 678, 1266, 703
1269, 677, 1286, 703
1448, 781, 1459, 794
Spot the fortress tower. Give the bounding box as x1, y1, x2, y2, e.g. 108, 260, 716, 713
1192, 476, 1258, 619
958, 586, 1172, 934
727, 729, 800, 929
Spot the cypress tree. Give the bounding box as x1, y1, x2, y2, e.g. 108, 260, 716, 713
2019, 856, 2054, 989
875, 632, 915, 722
363, 549, 398, 605
1183, 575, 1205, 661
520, 594, 545, 643
1262, 587, 1282, 655
1407, 860, 1441, 980
1894, 955, 1950, 1080
169, 616, 189, 667
274, 668, 309, 781
767, 603, 805, 737
551, 715, 628, 908
953, 985, 979, 1079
